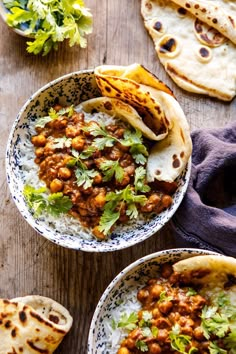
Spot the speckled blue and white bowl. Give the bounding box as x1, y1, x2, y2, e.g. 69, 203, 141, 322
6, 70, 191, 252
87, 248, 219, 353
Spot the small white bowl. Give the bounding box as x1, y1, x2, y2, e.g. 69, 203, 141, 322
6, 70, 191, 252
87, 248, 219, 353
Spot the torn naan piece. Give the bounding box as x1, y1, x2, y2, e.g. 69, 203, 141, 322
173, 255, 236, 299
0, 295, 73, 354
170, 0, 236, 45
95, 63, 172, 141
94, 64, 192, 182
141, 0, 236, 100
80, 97, 164, 141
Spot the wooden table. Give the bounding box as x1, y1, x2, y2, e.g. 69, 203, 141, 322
0, 1, 235, 352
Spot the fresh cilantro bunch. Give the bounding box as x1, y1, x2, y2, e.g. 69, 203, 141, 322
3, 0, 93, 55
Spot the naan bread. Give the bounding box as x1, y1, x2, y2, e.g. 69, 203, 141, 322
95, 64, 172, 141
141, 0, 236, 101
94, 64, 192, 182
80, 97, 164, 141
0, 295, 73, 354
171, 0, 236, 45
173, 255, 236, 293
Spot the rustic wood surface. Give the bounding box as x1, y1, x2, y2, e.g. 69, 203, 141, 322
0, 0, 235, 352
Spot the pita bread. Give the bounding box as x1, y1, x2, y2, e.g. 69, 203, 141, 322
170, 0, 236, 45
80, 97, 165, 141
94, 64, 192, 182
0, 295, 73, 354
141, 0, 236, 101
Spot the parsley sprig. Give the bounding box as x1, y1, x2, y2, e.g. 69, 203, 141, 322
23, 185, 72, 216
4, 0, 93, 55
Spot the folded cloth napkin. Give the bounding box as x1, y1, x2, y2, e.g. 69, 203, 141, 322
171, 123, 236, 257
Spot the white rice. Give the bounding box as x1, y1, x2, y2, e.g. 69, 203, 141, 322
19, 106, 148, 240
104, 289, 141, 353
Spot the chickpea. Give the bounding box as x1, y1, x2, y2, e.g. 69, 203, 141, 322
193, 326, 205, 341
72, 112, 84, 123
160, 263, 173, 279
117, 348, 130, 354
35, 147, 44, 158
53, 104, 63, 112
31, 134, 47, 147
157, 329, 169, 342
161, 195, 173, 209
92, 226, 106, 240
93, 173, 103, 185
152, 308, 161, 319
65, 125, 80, 138
58, 167, 71, 180
149, 193, 161, 205
178, 301, 191, 315
93, 192, 106, 209
123, 338, 135, 350
50, 179, 63, 193
72, 136, 85, 151
149, 343, 161, 354
181, 326, 193, 336
124, 165, 135, 176
158, 301, 173, 315
108, 146, 122, 160
150, 284, 163, 299
118, 173, 130, 187
53, 118, 68, 130
137, 289, 149, 302
114, 127, 125, 138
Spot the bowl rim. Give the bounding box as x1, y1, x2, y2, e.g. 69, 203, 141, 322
87, 247, 220, 351
5, 70, 191, 252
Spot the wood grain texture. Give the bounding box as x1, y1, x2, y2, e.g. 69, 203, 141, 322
0, 0, 235, 352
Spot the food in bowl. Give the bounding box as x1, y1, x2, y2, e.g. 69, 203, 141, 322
22, 64, 192, 241
0, 295, 72, 353
89, 251, 236, 353
115, 255, 236, 354
6, 67, 191, 251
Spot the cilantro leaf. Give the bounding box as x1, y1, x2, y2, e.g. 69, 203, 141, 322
23, 185, 72, 217
130, 143, 148, 165
186, 288, 198, 297
35, 116, 52, 128
151, 326, 159, 338
136, 340, 148, 352
224, 330, 236, 351
200, 306, 230, 339
75, 166, 98, 189
169, 324, 193, 354
158, 291, 173, 303
134, 166, 150, 193
98, 209, 120, 236
99, 160, 124, 183
4, 0, 93, 55
117, 312, 138, 331
23, 185, 47, 216
209, 342, 227, 354
51, 137, 72, 149
47, 193, 73, 216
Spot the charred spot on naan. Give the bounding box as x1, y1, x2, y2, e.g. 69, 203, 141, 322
177, 7, 187, 16
196, 46, 212, 62
153, 20, 165, 34
157, 35, 180, 58
194, 18, 227, 47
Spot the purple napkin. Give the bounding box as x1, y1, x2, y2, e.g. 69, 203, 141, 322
171, 123, 236, 257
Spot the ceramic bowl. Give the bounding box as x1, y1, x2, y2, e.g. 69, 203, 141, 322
0, 1, 30, 37
6, 70, 191, 252
87, 248, 219, 353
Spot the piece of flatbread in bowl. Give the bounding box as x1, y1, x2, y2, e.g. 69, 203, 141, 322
141, 0, 236, 101
173, 255, 236, 300
94, 64, 192, 182
0, 295, 73, 354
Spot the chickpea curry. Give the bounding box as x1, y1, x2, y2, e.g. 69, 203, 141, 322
26, 104, 178, 240
115, 263, 236, 354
